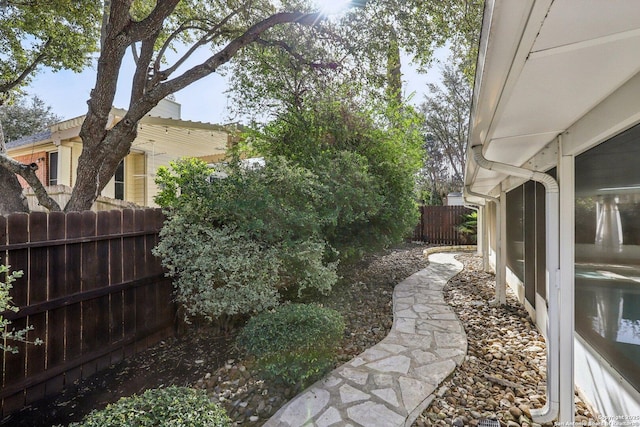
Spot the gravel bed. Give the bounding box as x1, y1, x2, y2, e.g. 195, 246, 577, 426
413, 253, 596, 427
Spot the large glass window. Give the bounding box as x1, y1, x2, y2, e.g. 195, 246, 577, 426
575, 123, 640, 390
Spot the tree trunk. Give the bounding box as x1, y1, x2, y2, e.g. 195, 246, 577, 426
0, 167, 29, 215
63, 8, 321, 212
65, 117, 139, 212
0, 121, 29, 215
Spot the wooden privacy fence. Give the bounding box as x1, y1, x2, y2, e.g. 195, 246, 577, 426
413, 205, 474, 245
0, 208, 175, 418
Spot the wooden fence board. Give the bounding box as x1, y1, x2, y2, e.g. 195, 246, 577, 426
80, 211, 98, 379
413, 205, 474, 245
133, 210, 149, 352
95, 211, 112, 371
121, 209, 136, 359
25, 212, 48, 403
47, 210, 67, 390
4, 213, 29, 405
0, 208, 174, 418
0, 215, 6, 247
108, 210, 124, 365
64, 212, 83, 384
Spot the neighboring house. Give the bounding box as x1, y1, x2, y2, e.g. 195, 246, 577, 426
445, 192, 464, 206
464, 0, 640, 423
6, 99, 232, 210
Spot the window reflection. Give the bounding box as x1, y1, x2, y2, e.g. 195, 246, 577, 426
595, 196, 623, 252
575, 124, 640, 390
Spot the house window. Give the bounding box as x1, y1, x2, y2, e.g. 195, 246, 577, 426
49, 151, 58, 186
505, 181, 546, 305
575, 122, 640, 391
115, 160, 125, 200
506, 186, 525, 282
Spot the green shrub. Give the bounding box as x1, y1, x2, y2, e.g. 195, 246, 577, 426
153, 219, 282, 320
237, 304, 345, 387
153, 158, 338, 322
251, 100, 423, 260
457, 211, 478, 244
66, 386, 231, 427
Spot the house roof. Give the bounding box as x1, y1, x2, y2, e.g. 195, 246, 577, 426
6, 130, 52, 150
464, 0, 640, 201
6, 104, 232, 152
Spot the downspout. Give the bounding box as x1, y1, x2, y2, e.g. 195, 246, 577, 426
465, 186, 499, 277
471, 145, 560, 423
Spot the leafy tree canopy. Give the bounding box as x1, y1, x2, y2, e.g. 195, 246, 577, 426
0, 0, 482, 214
0, 0, 100, 214
247, 96, 424, 259
0, 0, 100, 103
418, 53, 472, 204
227, 0, 483, 120
0, 94, 61, 142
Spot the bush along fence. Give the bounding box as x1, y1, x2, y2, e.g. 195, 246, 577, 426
0, 208, 175, 418
413, 205, 475, 245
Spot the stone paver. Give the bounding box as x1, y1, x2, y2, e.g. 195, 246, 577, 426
263, 252, 466, 427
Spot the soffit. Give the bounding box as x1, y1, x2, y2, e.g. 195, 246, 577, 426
465, 0, 640, 198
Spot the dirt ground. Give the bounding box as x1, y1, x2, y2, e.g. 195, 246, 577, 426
1, 327, 238, 426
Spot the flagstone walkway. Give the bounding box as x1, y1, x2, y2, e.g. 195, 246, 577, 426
263, 252, 466, 427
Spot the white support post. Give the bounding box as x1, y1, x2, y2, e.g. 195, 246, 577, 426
497, 190, 507, 304
558, 137, 576, 423
479, 206, 490, 271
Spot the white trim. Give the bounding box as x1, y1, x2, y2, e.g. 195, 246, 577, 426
530, 27, 640, 60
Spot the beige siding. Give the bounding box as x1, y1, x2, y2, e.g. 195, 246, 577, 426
102, 175, 116, 199
127, 152, 146, 206
70, 141, 83, 187
148, 98, 181, 119
58, 144, 73, 187
134, 124, 228, 206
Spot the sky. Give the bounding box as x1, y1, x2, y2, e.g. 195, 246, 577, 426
26, 47, 447, 126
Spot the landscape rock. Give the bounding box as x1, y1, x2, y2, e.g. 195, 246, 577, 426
412, 254, 596, 427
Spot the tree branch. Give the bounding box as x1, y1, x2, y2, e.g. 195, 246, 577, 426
156, 9, 241, 81
130, 32, 159, 103
0, 39, 52, 95
154, 3, 249, 79
256, 38, 342, 71
124, 12, 323, 123
0, 155, 61, 211
128, 0, 181, 42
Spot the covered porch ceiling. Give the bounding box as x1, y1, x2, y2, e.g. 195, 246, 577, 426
465, 0, 640, 200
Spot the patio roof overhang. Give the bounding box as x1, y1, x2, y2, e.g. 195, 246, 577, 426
464, 0, 640, 203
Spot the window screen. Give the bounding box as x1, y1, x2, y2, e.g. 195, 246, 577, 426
575, 123, 640, 390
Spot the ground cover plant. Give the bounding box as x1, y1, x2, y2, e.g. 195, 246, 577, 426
63, 386, 231, 427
